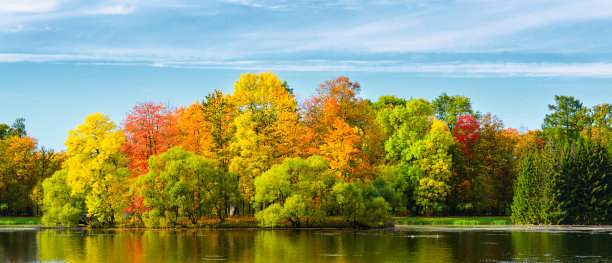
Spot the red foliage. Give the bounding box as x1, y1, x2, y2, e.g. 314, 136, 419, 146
453, 115, 481, 154
122, 102, 177, 177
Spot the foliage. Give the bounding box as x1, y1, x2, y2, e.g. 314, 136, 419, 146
303, 77, 384, 179
63, 112, 129, 227
377, 99, 455, 214
330, 181, 390, 227
3, 72, 611, 227
512, 138, 611, 224
122, 102, 177, 176
432, 92, 480, 131
136, 147, 237, 227
254, 156, 332, 227
229, 72, 302, 202
41, 170, 85, 227
542, 95, 590, 141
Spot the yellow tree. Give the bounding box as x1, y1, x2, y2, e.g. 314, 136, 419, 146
229, 72, 302, 201
0, 136, 37, 215
202, 90, 238, 169
415, 118, 455, 211
64, 112, 130, 226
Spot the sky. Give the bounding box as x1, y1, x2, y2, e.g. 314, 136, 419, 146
0, 0, 611, 150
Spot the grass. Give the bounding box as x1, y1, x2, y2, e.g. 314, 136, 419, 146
0, 217, 41, 225
394, 216, 511, 226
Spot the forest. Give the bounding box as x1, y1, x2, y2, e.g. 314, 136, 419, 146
0, 72, 610, 227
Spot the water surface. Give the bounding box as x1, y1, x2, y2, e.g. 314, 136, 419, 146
0, 225, 610, 262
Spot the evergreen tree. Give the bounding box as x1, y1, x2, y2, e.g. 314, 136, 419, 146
511, 154, 536, 224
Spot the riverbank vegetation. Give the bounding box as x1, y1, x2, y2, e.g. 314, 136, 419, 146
394, 216, 511, 225
0, 217, 41, 225
0, 72, 610, 228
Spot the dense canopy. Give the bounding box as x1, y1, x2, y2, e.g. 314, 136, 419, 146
0, 72, 610, 226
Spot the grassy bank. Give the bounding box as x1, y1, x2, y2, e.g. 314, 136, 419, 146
394, 216, 511, 226
0, 217, 41, 225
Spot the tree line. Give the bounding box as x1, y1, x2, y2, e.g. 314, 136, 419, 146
0, 72, 610, 227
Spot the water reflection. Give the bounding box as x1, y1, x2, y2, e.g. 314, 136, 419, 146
0, 226, 610, 262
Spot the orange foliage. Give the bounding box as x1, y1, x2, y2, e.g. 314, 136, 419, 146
122, 102, 177, 177
175, 102, 214, 158
302, 77, 382, 180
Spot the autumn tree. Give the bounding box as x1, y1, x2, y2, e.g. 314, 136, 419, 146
63, 112, 130, 226
202, 90, 237, 169
175, 102, 211, 157
469, 114, 518, 214
372, 95, 408, 111
302, 77, 384, 180
229, 72, 303, 202
0, 136, 38, 215
122, 102, 177, 176
448, 115, 481, 211
589, 103, 611, 144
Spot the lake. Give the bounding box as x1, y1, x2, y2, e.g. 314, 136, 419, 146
1, 226, 610, 262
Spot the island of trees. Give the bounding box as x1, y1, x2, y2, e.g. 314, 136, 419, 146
0, 72, 610, 227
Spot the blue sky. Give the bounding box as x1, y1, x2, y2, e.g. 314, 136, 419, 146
0, 0, 611, 150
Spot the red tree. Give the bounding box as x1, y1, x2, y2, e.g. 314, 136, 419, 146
453, 115, 481, 154
122, 102, 177, 176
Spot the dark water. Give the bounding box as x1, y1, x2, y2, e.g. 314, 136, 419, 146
0, 226, 611, 262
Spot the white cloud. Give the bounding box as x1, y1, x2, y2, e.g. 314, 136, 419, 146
267, 0, 612, 54
0, 0, 60, 13
89, 4, 135, 15
3, 53, 611, 78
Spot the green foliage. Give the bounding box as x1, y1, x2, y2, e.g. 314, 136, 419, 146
395, 216, 511, 225
542, 95, 590, 141
377, 99, 455, 214
372, 95, 407, 111
0, 118, 27, 140
379, 164, 424, 214
512, 139, 612, 225
254, 156, 333, 227
136, 147, 237, 227
331, 181, 390, 227
41, 170, 85, 227
432, 92, 480, 131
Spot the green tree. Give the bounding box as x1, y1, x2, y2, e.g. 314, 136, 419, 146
432, 92, 480, 131
254, 156, 333, 227
377, 99, 455, 214
136, 147, 236, 227
379, 164, 424, 215
331, 181, 390, 227
542, 95, 590, 141
372, 95, 408, 111
41, 170, 85, 227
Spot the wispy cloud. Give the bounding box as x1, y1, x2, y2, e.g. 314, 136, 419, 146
219, 0, 361, 10
1, 0, 611, 74
0, 0, 61, 13
3, 53, 611, 77
87, 4, 136, 15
